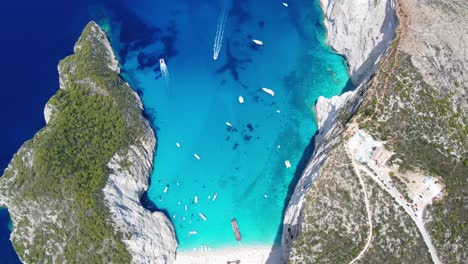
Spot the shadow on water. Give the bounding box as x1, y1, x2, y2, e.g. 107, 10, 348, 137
265, 128, 318, 262
340, 78, 357, 94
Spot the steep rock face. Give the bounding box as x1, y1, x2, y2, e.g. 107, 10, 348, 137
320, 0, 398, 84
281, 0, 399, 261
104, 110, 177, 263
284, 0, 467, 263
281, 87, 366, 261
0, 22, 177, 263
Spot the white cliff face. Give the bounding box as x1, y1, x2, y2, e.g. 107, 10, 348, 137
95, 22, 177, 263
281, 88, 365, 261
320, 0, 398, 85
281, 0, 399, 260
43, 103, 56, 124
105, 119, 177, 264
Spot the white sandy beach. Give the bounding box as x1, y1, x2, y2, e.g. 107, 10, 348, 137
175, 245, 281, 264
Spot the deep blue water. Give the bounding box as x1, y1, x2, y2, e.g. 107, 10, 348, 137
0, 0, 349, 260
0, 1, 102, 261
0, 208, 19, 264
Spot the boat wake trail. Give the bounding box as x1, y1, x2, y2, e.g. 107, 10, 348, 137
159, 58, 170, 89
213, 7, 227, 61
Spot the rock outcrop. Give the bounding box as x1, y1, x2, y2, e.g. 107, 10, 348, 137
104, 98, 177, 263
0, 22, 177, 263
281, 0, 399, 261
320, 0, 398, 84
284, 0, 467, 262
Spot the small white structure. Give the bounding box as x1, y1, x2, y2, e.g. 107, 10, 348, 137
283, 2, 288, 7
225, 122, 233, 127
285, 160, 291, 168
194, 153, 201, 160
176, 142, 181, 148
238, 96, 245, 104
371, 146, 392, 166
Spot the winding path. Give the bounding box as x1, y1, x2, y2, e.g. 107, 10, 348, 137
349, 159, 373, 264
346, 138, 441, 264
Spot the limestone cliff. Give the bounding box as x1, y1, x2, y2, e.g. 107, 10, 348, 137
0, 22, 177, 263
320, 0, 398, 85
284, 0, 467, 263
281, 0, 398, 261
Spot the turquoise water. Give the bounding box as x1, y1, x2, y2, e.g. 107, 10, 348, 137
101, 0, 349, 250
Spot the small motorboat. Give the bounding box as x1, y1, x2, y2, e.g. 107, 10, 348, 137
231, 218, 241, 241
199, 213, 208, 221
262, 87, 275, 96
252, 39, 264, 45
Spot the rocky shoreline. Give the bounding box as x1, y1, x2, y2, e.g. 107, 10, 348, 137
281, 0, 398, 260
0, 22, 177, 263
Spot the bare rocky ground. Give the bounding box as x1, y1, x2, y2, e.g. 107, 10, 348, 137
358, 170, 432, 264
289, 144, 368, 263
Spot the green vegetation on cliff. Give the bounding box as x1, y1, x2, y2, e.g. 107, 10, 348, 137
0, 22, 145, 263
356, 37, 468, 262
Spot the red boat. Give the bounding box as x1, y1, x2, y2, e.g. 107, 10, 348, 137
231, 218, 241, 241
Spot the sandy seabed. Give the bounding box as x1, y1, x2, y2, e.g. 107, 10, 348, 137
175, 245, 281, 264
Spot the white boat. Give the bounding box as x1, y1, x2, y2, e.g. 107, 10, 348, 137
194, 196, 198, 203
184, 205, 188, 211
264, 194, 268, 198
189, 230, 198, 235
208, 195, 211, 200
176, 142, 181, 148
283, 2, 288, 7
183, 217, 186, 221
199, 213, 208, 221
285, 160, 291, 168
276, 110, 281, 113
262, 87, 275, 96
164, 186, 169, 193
213, 192, 218, 201
238, 96, 244, 104
173, 215, 176, 219
225, 122, 233, 127
252, 39, 264, 45
178, 201, 181, 205
194, 153, 201, 160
